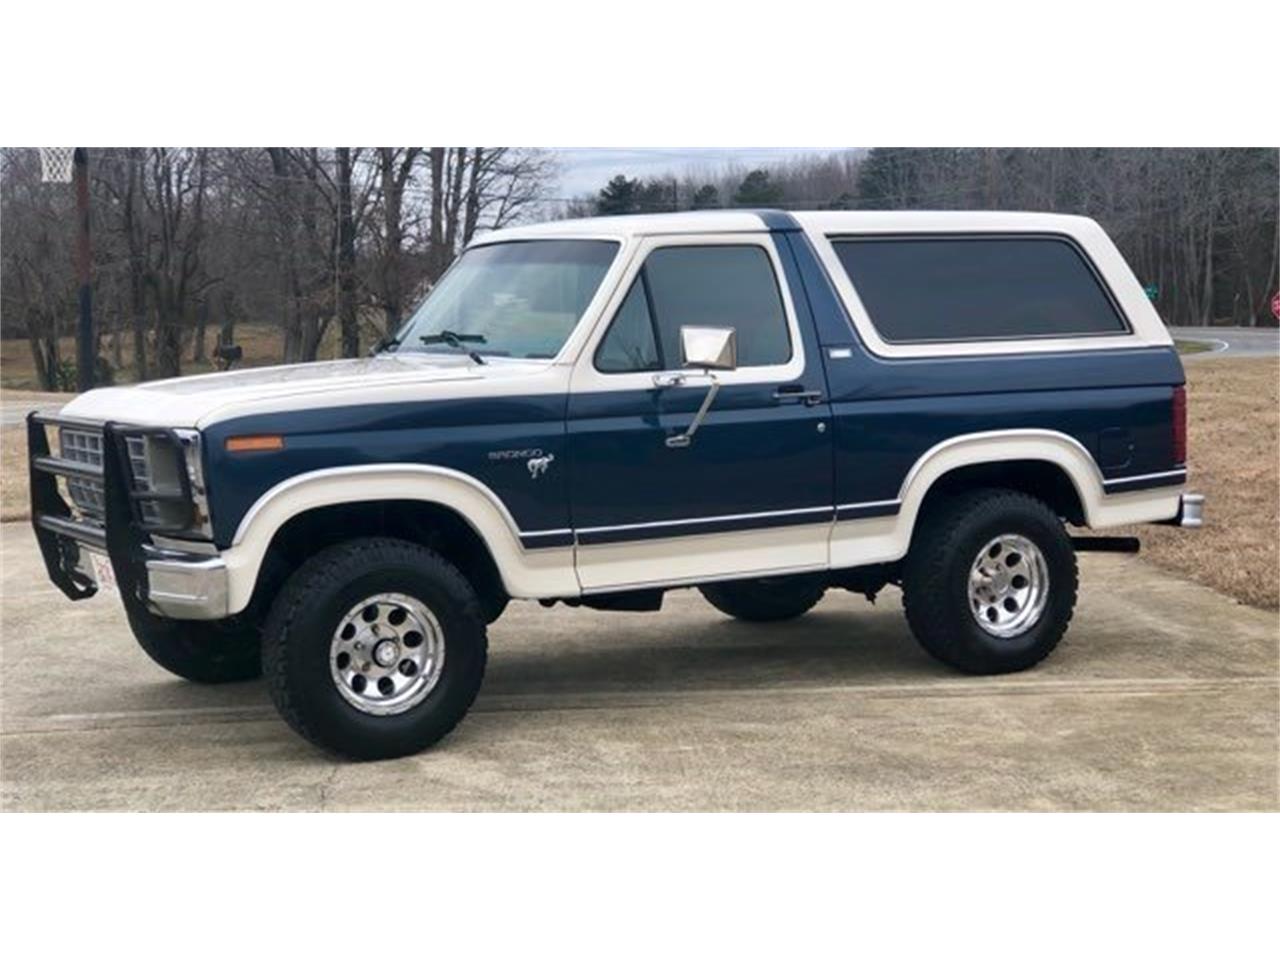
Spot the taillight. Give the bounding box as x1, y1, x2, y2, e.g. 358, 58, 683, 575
1172, 385, 1187, 465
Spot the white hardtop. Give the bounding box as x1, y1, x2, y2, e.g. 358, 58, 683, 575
474, 209, 1104, 244
477, 208, 1169, 359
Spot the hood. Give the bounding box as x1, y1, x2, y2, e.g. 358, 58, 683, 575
58, 353, 554, 428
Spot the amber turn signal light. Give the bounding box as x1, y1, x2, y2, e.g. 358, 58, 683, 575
225, 435, 285, 453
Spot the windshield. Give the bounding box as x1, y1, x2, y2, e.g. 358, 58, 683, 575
394, 239, 619, 360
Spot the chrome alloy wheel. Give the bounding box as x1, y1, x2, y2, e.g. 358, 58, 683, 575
967, 534, 1050, 638
330, 593, 445, 715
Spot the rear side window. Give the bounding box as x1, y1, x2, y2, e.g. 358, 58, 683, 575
595, 245, 792, 372
831, 236, 1128, 343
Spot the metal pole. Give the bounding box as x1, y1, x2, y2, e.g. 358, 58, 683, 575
73, 147, 94, 392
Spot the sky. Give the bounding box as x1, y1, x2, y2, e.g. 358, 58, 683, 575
554, 148, 850, 198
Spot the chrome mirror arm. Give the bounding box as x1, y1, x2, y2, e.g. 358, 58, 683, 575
664, 374, 720, 449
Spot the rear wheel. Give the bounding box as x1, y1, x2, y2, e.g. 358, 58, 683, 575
262, 537, 487, 760
902, 489, 1077, 674
700, 573, 827, 622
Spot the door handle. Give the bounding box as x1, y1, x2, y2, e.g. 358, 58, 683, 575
773, 384, 824, 406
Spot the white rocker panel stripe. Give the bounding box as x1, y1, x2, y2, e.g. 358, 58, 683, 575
576, 522, 829, 593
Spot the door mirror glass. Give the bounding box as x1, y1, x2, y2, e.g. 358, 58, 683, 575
679, 326, 737, 371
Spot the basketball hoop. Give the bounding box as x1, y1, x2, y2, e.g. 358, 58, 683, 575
39, 147, 75, 183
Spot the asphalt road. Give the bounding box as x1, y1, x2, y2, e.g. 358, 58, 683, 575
1170, 326, 1280, 358
2, 523, 1276, 811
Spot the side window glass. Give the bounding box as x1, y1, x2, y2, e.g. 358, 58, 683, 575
831, 236, 1128, 342
643, 246, 792, 367
595, 278, 660, 373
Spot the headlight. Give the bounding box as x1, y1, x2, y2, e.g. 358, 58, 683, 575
58, 426, 106, 520
122, 428, 212, 539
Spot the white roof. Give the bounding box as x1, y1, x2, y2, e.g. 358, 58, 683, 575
474, 211, 768, 243
474, 209, 1100, 244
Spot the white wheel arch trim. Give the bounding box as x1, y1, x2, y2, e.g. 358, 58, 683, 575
218, 464, 577, 616
830, 428, 1183, 569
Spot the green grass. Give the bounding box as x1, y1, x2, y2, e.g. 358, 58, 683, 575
1175, 339, 1214, 354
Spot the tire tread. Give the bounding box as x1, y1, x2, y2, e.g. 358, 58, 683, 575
903, 488, 1077, 674
262, 537, 486, 758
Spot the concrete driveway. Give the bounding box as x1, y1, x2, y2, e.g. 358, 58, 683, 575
1, 523, 1276, 811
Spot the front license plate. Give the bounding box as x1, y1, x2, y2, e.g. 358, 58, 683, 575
90, 552, 117, 593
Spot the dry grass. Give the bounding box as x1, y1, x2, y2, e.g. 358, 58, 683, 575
1174, 339, 1214, 354
0, 323, 347, 390
0, 356, 1275, 608
1118, 356, 1280, 610
1, 426, 31, 521
0, 389, 71, 521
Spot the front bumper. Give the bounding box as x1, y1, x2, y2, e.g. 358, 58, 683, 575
28, 413, 230, 620
140, 550, 230, 619
55, 537, 231, 620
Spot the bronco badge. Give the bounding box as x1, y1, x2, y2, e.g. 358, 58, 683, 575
527, 453, 555, 479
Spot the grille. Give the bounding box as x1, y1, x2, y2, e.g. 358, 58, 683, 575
59, 427, 106, 519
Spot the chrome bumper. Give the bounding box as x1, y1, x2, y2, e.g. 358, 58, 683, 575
1169, 492, 1204, 528
145, 551, 230, 619
71, 543, 231, 620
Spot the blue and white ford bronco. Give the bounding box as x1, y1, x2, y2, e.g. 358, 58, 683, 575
29, 210, 1203, 759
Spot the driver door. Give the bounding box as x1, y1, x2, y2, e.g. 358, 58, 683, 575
566, 233, 833, 592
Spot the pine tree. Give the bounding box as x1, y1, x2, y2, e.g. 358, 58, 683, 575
595, 175, 641, 215
690, 184, 720, 209
732, 169, 783, 206
635, 178, 677, 212
855, 148, 921, 208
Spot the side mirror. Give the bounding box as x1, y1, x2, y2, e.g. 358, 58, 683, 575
679, 325, 737, 371
662, 326, 736, 449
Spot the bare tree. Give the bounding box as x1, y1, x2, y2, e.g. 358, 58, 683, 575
0, 151, 74, 388
336, 147, 360, 357
373, 147, 423, 334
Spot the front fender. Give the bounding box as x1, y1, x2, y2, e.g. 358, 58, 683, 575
218, 464, 578, 615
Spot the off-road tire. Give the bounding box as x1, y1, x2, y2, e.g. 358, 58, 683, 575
127, 605, 263, 684
700, 574, 827, 622
262, 537, 487, 760
902, 488, 1077, 675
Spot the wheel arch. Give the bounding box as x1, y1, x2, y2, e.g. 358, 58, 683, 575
219, 465, 577, 616
897, 430, 1104, 531
833, 430, 1111, 570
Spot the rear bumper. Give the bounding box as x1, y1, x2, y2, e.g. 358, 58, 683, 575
1160, 491, 1204, 528
28, 412, 230, 620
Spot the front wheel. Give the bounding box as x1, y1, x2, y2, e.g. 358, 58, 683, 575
902, 489, 1077, 675
262, 538, 487, 760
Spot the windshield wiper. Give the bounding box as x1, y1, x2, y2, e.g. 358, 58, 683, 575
419, 329, 487, 365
